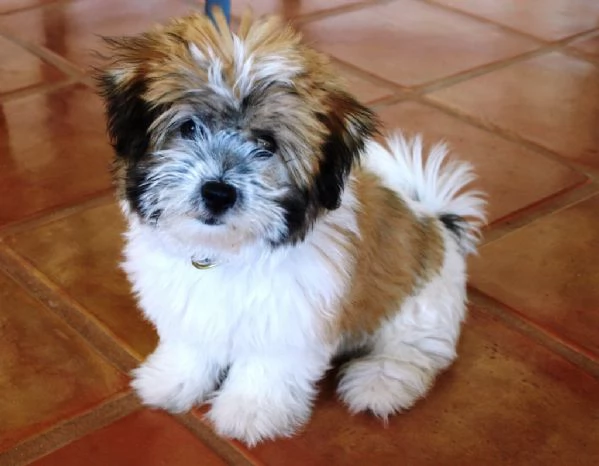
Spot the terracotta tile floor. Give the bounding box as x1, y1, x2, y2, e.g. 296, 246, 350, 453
0, 1, 598, 464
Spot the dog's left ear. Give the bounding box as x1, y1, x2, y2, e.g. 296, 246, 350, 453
93, 35, 166, 163
316, 91, 378, 210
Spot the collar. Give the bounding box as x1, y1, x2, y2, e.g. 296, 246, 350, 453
191, 257, 218, 270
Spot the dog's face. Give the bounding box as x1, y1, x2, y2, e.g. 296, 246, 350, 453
97, 12, 377, 251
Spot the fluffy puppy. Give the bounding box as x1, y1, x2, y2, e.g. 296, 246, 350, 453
96, 10, 485, 446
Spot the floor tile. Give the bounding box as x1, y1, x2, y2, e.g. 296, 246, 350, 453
4, 202, 158, 358
0, 270, 127, 452
338, 67, 394, 104
431, 0, 599, 41
299, 0, 539, 87
376, 101, 586, 222
0, 36, 63, 95
236, 309, 599, 466
0, 83, 113, 228
30, 410, 227, 466
569, 31, 599, 60
0, 0, 58, 15
231, 0, 370, 19
0, 1, 597, 464
470, 194, 599, 359
429, 52, 599, 169
0, 0, 197, 69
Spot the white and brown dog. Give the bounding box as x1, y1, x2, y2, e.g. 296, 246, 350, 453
96, 11, 485, 446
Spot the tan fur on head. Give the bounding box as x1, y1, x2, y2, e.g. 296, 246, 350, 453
96, 11, 378, 243
105, 11, 306, 103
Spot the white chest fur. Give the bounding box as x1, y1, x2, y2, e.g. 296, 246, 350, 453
121, 188, 358, 360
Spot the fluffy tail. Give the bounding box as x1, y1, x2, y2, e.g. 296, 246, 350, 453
364, 134, 487, 254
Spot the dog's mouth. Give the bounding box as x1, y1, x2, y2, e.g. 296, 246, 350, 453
199, 215, 224, 226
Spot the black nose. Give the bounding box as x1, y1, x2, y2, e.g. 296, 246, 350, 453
201, 181, 237, 214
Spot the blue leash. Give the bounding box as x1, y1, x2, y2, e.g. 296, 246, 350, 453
204, 0, 231, 25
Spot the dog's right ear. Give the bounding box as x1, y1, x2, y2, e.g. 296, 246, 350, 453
95, 42, 160, 162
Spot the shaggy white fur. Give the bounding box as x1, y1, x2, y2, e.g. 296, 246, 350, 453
124, 134, 484, 445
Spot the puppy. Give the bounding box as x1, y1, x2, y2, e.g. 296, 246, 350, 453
96, 10, 485, 446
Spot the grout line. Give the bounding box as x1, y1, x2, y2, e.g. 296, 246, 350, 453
481, 182, 599, 246
410, 97, 599, 241
412, 28, 599, 94
0, 0, 74, 17
293, 0, 382, 25
78, 73, 97, 88
176, 413, 259, 466
469, 289, 599, 379
369, 93, 410, 110
0, 355, 252, 466
296, 2, 599, 97
415, 37, 599, 95
0, 191, 114, 239
0, 391, 138, 466
327, 55, 409, 93
0, 31, 86, 79
303, 33, 547, 99
414, 48, 547, 95
0, 77, 79, 104
415, 0, 544, 43
225, 0, 379, 24
416, 96, 597, 181
418, 0, 599, 46
0, 246, 141, 374
359, 93, 599, 245
561, 46, 599, 68
0, 244, 255, 465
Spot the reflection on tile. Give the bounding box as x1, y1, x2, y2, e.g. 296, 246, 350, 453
5, 202, 158, 358
0, 0, 197, 69
430, 52, 599, 169
0, 0, 57, 15
377, 101, 586, 222
0, 83, 113, 228
231, 0, 370, 18
300, 0, 538, 86
569, 31, 599, 60
30, 410, 227, 466
471, 194, 599, 358
339, 68, 394, 104
0, 36, 63, 94
238, 310, 599, 465
0, 271, 127, 452
432, 0, 599, 40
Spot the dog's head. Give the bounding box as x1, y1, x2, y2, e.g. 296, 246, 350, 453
96, 11, 377, 252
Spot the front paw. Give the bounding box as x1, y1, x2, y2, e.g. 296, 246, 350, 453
207, 389, 310, 446
131, 350, 218, 413
131, 363, 195, 412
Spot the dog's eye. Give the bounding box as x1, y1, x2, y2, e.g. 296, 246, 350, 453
180, 119, 206, 140
254, 134, 277, 156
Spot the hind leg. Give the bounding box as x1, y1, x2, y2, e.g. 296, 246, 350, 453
338, 246, 467, 418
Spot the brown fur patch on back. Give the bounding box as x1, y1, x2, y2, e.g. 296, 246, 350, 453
336, 171, 445, 336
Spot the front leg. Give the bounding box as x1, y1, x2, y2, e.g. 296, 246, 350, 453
208, 350, 331, 445
132, 341, 225, 413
